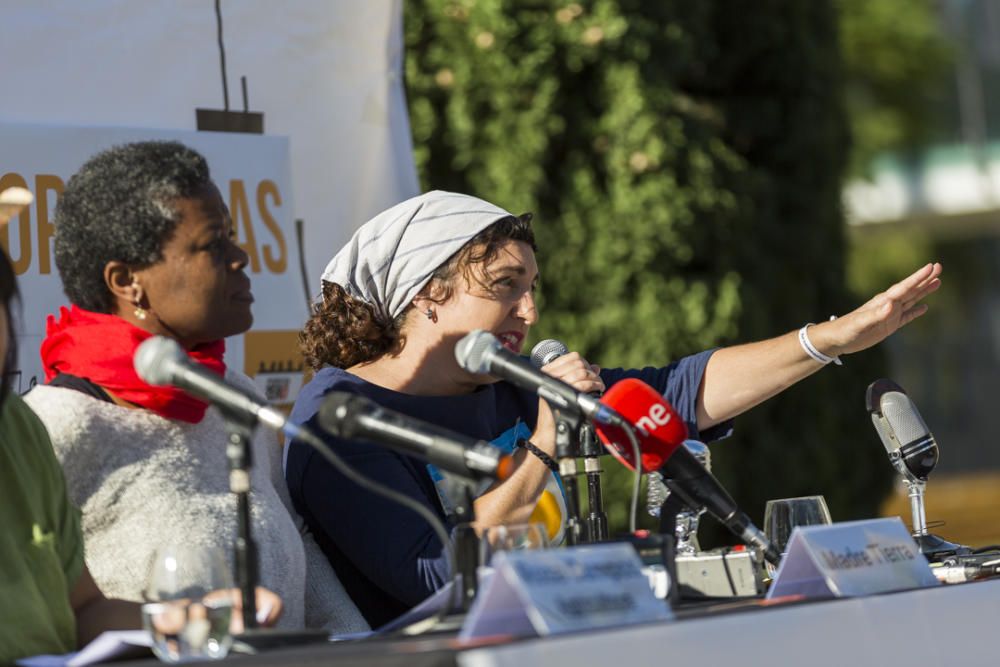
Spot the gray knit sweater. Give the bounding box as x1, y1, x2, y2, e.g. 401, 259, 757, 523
25, 372, 368, 633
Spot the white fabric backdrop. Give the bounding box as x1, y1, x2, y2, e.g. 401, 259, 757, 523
0, 0, 419, 399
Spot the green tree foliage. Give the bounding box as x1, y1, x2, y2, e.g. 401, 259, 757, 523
837, 0, 953, 178
405, 0, 896, 535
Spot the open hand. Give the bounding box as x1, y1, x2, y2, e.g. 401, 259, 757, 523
820, 262, 942, 357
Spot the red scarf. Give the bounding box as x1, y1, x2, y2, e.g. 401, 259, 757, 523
40, 305, 227, 423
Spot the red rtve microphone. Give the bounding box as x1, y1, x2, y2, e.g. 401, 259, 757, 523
595, 378, 780, 565
595, 378, 688, 472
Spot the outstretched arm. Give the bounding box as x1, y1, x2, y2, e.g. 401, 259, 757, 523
697, 262, 942, 429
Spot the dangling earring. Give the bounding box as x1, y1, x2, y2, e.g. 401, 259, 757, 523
133, 300, 148, 321
424, 307, 436, 322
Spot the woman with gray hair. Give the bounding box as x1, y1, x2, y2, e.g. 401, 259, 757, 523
286, 190, 941, 626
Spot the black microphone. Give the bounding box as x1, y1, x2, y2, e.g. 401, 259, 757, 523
865, 379, 939, 481
134, 336, 293, 436
456, 330, 624, 426
317, 392, 514, 481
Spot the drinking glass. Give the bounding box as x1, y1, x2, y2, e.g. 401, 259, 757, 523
479, 522, 549, 567
142, 545, 234, 663
763, 495, 833, 574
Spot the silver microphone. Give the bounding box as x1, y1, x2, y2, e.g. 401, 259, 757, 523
456, 330, 623, 426
134, 336, 291, 436
866, 379, 939, 482
865, 378, 966, 559
530, 338, 569, 369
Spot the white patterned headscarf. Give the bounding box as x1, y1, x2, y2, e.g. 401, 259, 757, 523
320, 190, 517, 324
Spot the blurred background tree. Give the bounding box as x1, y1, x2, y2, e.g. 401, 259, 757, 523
837, 0, 950, 312
404, 0, 953, 538
838, 0, 952, 179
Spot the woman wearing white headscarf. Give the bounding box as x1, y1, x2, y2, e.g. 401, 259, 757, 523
285, 190, 941, 626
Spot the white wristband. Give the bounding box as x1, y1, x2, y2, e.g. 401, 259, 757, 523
798, 318, 842, 366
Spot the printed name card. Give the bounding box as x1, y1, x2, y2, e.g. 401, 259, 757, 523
766, 517, 939, 600
459, 543, 672, 640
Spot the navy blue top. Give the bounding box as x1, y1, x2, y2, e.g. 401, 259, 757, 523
285, 350, 729, 627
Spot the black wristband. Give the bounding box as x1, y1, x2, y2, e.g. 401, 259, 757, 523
516, 438, 558, 473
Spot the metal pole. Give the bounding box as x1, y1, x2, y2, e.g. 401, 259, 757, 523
224, 416, 259, 630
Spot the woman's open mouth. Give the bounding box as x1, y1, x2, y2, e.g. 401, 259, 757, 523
497, 331, 524, 353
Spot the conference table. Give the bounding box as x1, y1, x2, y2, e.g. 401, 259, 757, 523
113, 576, 1000, 667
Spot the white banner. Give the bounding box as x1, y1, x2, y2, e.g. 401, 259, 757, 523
0, 1, 419, 403
4, 123, 307, 404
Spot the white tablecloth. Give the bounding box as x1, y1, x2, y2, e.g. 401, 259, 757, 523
459, 578, 1000, 667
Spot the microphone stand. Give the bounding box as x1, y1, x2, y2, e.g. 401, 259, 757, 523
902, 476, 967, 559
887, 442, 968, 560
907, 478, 929, 538
404, 481, 480, 634
667, 440, 710, 555
552, 409, 583, 545
221, 415, 330, 651
656, 492, 684, 607
453, 485, 480, 612
579, 422, 608, 542
221, 413, 260, 631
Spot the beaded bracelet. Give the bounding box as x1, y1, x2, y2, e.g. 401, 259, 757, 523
516, 438, 559, 473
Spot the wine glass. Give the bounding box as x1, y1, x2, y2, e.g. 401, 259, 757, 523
479, 522, 549, 568
142, 545, 235, 663
763, 495, 833, 575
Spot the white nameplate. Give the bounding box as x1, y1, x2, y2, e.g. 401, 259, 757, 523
767, 517, 939, 600
460, 543, 673, 640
